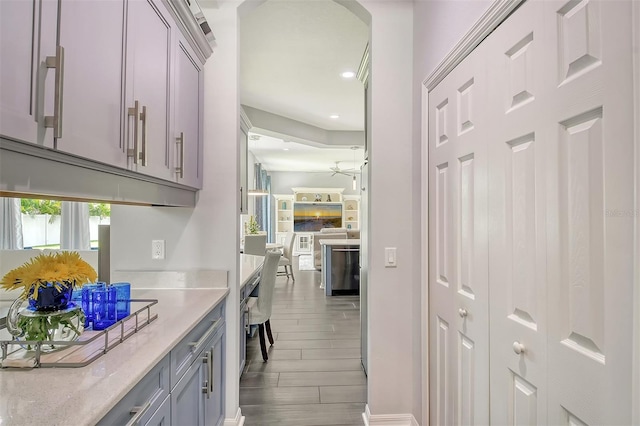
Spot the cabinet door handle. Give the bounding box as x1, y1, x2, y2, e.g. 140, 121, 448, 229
189, 318, 220, 354
127, 100, 140, 164
44, 45, 65, 138
175, 132, 184, 178
202, 350, 212, 398
125, 400, 151, 426
139, 105, 147, 166
209, 347, 215, 394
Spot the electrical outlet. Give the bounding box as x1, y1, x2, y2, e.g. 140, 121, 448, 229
152, 240, 165, 260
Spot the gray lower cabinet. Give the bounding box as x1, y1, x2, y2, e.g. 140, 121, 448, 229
145, 395, 171, 426
99, 301, 226, 425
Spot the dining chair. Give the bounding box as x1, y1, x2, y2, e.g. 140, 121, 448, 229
278, 231, 296, 282
243, 234, 267, 255
247, 249, 281, 361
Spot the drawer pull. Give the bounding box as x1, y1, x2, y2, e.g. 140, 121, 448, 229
125, 400, 151, 426
189, 318, 221, 354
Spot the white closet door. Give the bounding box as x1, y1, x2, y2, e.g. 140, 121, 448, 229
428, 40, 490, 426
544, 0, 635, 424
486, 2, 549, 424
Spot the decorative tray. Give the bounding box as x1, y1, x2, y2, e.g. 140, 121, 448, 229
0, 299, 158, 369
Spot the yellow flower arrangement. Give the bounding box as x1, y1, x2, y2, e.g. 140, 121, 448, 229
0, 252, 97, 300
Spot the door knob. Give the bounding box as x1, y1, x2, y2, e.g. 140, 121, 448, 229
458, 308, 467, 318
512, 341, 526, 355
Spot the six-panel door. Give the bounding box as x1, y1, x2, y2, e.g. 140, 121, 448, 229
429, 0, 636, 423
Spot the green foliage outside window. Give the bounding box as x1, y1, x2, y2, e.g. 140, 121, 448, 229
19, 199, 110, 218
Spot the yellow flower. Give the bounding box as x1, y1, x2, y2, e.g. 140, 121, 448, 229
0, 252, 98, 300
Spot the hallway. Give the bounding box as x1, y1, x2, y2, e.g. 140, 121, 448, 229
240, 255, 367, 425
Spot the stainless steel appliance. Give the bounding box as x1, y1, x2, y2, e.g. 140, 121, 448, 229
328, 245, 360, 295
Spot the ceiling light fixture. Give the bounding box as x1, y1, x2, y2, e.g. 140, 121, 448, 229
330, 114, 339, 119
283, 148, 289, 151
341, 71, 356, 79
352, 175, 357, 190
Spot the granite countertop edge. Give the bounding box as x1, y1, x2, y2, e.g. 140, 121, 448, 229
0, 287, 229, 426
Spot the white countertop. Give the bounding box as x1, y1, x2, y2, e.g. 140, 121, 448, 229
239, 254, 264, 289
0, 287, 228, 426
319, 238, 361, 246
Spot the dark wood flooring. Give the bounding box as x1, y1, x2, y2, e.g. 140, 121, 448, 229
240, 255, 366, 425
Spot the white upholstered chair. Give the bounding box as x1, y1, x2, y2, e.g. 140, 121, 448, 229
243, 234, 267, 255
278, 231, 296, 281
248, 249, 281, 361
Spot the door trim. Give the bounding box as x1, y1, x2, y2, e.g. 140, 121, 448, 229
421, 1, 525, 424
422, 0, 526, 91
633, 2, 640, 424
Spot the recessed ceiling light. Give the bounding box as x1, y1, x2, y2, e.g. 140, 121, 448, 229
341, 71, 356, 79
330, 114, 340, 119
283, 148, 289, 151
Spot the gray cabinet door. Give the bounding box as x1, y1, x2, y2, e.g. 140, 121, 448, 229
173, 33, 203, 189
0, 0, 57, 146
125, 0, 172, 180
171, 350, 206, 425
205, 330, 225, 426
144, 395, 171, 426
56, 0, 127, 168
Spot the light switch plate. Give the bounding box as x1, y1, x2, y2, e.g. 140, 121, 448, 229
385, 247, 397, 267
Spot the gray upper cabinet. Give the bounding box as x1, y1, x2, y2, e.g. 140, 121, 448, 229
174, 33, 204, 189
0, 0, 212, 192
56, 0, 128, 168
125, 0, 173, 181
0, 0, 57, 147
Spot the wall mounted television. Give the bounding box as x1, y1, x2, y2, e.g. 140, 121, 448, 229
293, 203, 343, 232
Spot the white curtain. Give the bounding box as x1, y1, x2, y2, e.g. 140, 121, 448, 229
60, 201, 90, 250
0, 197, 24, 249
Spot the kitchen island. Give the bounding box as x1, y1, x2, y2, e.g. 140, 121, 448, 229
0, 287, 228, 425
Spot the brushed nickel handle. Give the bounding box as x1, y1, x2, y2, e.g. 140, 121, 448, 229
202, 350, 212, 398
513, 341, 526, 355
189, 318, 220, 354
209, 347, 215, 394
139, 105, 147, 166
127, 100, 139, 164
175, 132, 184, 178
44, 45, 64, 138
125, 400, 151, 426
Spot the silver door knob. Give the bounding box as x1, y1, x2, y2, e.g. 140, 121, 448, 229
513, 341, 525, 355
458, 308, 467, 318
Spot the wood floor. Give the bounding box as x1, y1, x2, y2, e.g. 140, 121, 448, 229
240, 255, 367, 425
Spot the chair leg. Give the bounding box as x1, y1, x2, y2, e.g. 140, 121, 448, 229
290, 264, 295, 282
265, 319, 274, 345
258, 323, 268, 362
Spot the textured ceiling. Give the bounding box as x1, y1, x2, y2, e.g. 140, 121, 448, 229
240, 0, 368, 172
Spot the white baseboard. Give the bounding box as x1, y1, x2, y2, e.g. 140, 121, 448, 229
362, 404, 419, 426
224, 408, 245, 426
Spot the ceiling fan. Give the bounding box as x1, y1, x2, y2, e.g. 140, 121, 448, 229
329, 161, 355, 177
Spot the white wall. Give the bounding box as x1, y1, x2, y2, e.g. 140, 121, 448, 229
412, 0, 492, 423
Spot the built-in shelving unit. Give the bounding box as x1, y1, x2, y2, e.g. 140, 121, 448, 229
342, 195, 360, 231
273, 194, 294, 245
